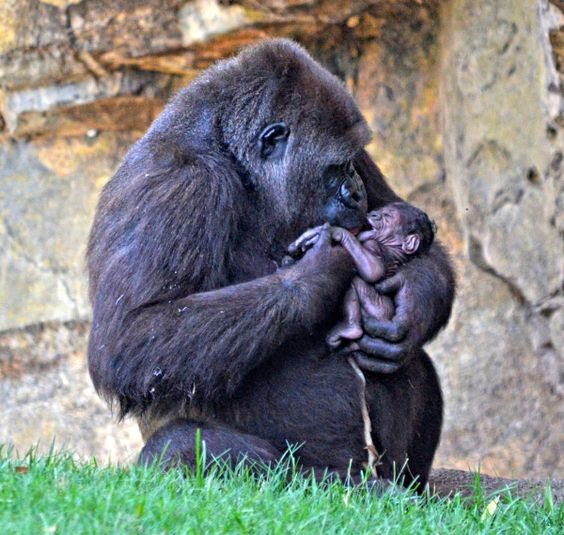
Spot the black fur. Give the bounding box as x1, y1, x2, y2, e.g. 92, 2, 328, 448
87, 39, 455, 488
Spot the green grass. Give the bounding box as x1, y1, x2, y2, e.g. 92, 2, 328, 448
0, 447, 560, 534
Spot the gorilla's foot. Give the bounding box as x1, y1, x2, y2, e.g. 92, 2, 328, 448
327, 322, 363, 348
138, 419, 281, 472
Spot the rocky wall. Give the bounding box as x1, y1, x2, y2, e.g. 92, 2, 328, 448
433, 0, 563, 478
0, 0, 562, 477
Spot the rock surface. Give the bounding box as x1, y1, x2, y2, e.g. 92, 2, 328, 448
0, 321, 141, 464
0, 0, 562, 479
429, 468, 563, 503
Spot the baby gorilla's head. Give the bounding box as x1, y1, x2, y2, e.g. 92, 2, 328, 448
367, 202, 435, 256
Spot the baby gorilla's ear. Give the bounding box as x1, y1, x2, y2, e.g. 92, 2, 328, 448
402, 234, 421, 255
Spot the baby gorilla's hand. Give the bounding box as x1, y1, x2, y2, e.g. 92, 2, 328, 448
287, 225, 325, 256
329, 226, 353, 245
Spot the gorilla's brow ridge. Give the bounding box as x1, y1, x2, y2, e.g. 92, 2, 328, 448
346, 120, 372, 148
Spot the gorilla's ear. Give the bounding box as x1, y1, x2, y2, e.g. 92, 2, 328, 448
402, 234, 421, 255
259, 122, 289, 160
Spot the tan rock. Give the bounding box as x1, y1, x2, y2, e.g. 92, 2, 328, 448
179, 0, 258, 46
39, 0, 82, 8
355, 2, 443, 200
441, 0, 563, 305
0, 322, 142, 463
0, 1, 17, 54
0, 132, 137, 330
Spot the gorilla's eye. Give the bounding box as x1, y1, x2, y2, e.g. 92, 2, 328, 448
259, 122, 289, 160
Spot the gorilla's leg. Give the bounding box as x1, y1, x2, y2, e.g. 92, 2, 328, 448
362, 350, 442, 493
138, 419, 282, 471
139, 420, 381, 487
404, 351, 443, 490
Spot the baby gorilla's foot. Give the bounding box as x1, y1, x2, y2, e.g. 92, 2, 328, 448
326, 322, 363, 349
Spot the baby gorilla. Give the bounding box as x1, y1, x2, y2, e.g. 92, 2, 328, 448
289, 201, 435, 476
289, 202, 436, 351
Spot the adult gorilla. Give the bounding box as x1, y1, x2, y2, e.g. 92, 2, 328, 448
87, 39, 455, 487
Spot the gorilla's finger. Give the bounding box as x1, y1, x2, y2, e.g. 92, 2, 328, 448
373, 273, 404, 295
353, 353, 401, 374
357, 335, 406, 361
313, 223, 332, 249
289, 236, 312, 255
303, 235, 319, 248
363, 319, 407, 342
287, 243, 299, 255
280, 255, 295, 267
288, 226, 324, 254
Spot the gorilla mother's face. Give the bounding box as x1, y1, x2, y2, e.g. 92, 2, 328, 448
220, 39, 371, 236
255, 117, 370, 235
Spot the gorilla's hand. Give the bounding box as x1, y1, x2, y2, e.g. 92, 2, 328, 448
287, 225, 325, 256
300, 223, 330, 258
288, 225, 358, 260
354, 242, 455, 374
296, 224, 351, 272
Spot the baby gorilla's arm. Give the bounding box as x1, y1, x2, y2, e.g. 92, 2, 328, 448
289, 226, 385, 283
331, 228, 385, 283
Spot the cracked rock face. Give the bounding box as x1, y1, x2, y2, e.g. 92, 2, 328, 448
0, 0, 562, 478
433, 0, 563, 478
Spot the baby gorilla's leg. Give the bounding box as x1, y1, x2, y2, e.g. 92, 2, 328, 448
355, 278, 395, 321
339, 279, 395, 353
326, 282, 364, 348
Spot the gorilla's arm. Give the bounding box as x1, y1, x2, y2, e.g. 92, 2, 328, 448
87, 146, 353, 416
124, 237, 351, 409
353, 150, 456, 373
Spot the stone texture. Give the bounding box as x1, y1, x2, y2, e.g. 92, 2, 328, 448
441, 0, 562, 305
434, 0, 563, 477
0, 321, 142, 463
0, 0, 562, 479
422, 184, 563, 477
429, 468, 563, 503
0, 132, 138, 330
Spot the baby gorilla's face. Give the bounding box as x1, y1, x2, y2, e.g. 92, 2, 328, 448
367, 206, 403, 238
367, 205, 421, 255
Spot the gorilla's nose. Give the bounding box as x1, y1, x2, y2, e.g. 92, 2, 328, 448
339, 175, 365, 209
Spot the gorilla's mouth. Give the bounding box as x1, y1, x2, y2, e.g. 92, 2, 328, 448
368, 219, 382, 231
